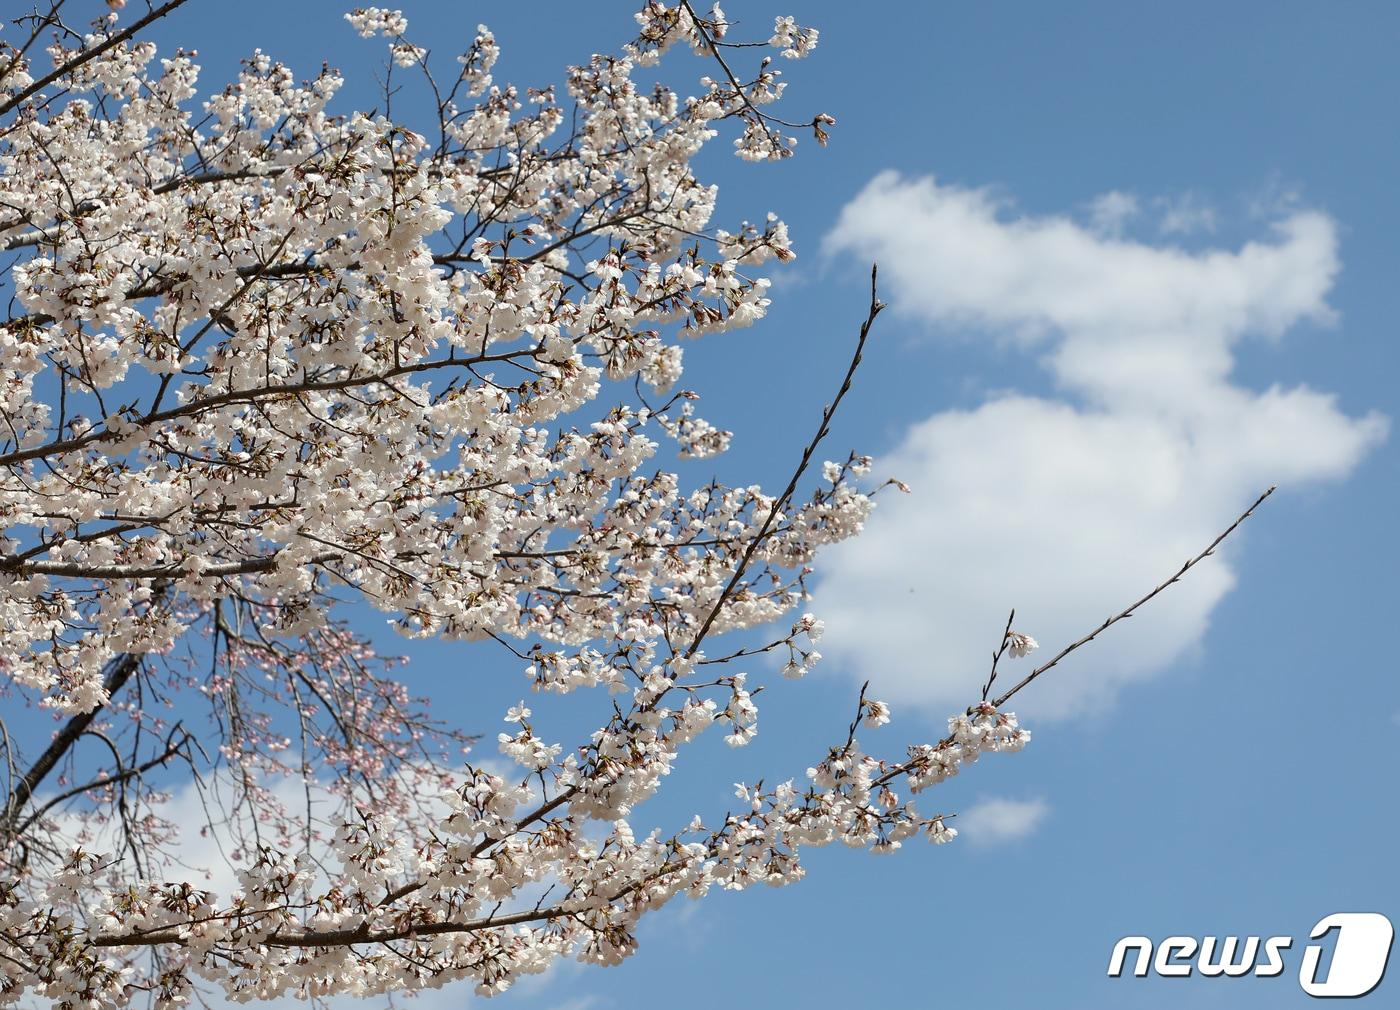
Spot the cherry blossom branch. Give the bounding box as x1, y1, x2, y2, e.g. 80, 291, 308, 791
0, 1, 68, 103
12, 725, 192, 839
990, 485, 1276, 708
869, 486, 1276, 791
0, 7, 1270, 1002
677, 1, 831, 154
95, 904, 557, 949
0, 349, 540, 469
0, 160, 559, 246
684, 263, 883, 658
0, 615, 161, 834
0, 552, 336, 579
0, 0, 191, 118
981, 608, 1016, 701
370, 268, 883, 913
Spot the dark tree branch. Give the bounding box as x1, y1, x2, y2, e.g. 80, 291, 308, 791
0, 0, 191, 118
1, 582, 171, 835
683, 263, 883, 659
991, 485, 1277, 707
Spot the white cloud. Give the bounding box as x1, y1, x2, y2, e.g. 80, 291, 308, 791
43, 763, 586, 1010
1156, 191, 1217, 235
1246, 175, 1305, 221
957, 797, 1049, 846
1088, 190, 1139, 236
47, 757, 514, 902
816, 172, 1386, 719
47, 770, 304, 902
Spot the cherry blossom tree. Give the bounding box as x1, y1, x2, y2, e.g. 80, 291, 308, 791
0, 2, 1268, 1006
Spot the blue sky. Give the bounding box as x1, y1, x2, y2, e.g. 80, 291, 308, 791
120, 1, 1400, 1006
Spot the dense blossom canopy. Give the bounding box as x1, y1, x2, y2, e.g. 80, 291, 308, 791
0, 3, 1257, 1006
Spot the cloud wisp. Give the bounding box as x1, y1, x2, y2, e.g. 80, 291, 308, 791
957, 797, 1050, 847
815, 172, 1386, 719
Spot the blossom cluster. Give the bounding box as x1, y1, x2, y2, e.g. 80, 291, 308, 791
0, 4, 1043, 1006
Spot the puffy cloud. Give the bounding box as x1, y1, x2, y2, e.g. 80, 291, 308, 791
1088, 190, 1139, 236
816, 173, 1386, 719
1157, 191, 1217, 235
44, 760, 485, 902
46, 772, 297, 901
957, 797, 1050, 846
824, 173, 1336, 379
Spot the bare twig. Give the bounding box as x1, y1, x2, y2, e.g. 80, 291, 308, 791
684, 263, 883, 658
13, 725, 192, 838
871, 486, 1276, 790
981, 608, 1016, 701
991, 486, 1276, 708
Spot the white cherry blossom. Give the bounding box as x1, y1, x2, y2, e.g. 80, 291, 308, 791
0, 3, 1268, 1006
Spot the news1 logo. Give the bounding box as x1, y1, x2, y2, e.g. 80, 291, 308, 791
1108, 912, 1395, 998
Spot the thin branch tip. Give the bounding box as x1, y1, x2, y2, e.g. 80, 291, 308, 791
989, 486, 1276, 709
